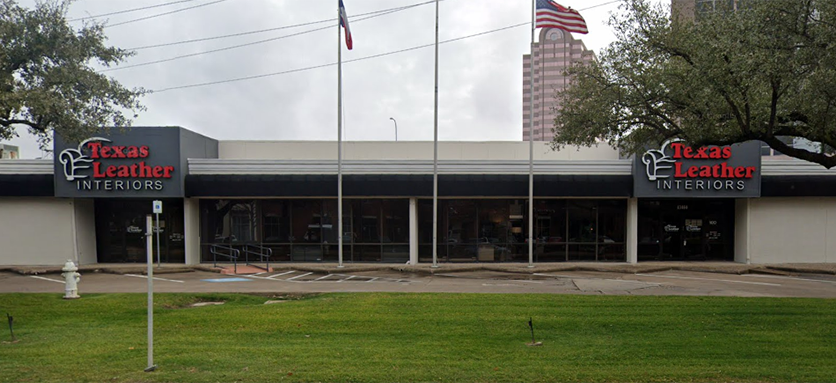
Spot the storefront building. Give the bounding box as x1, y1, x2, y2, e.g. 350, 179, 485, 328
2, 126, 835, 265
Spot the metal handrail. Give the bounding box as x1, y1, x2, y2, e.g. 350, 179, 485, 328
243, 244, 273, 271
210, 244, 240, 273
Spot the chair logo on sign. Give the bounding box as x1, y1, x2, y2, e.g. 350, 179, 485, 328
641, 139, 682, 181
59, 137, 110, 181
57, 137, 175, 192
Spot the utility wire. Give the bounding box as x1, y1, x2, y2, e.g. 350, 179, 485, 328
69, 0, 200, 22
104, 0, 228, 29
103, 1, 432, 72
127, 0, 438, 51
580, 0, 620, 11
128, 19, 332, 51
149, 0, 621, 93
152, 22, 530, 93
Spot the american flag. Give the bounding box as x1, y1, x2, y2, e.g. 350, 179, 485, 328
535, 0, 588, 34
340, 0, 353, 50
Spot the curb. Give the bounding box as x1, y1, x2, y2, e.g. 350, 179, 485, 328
4, 263, 836, 277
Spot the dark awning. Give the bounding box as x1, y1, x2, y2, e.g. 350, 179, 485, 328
762, 176, 836, 197
185, 174, 633, 198
0, 175, 54, 197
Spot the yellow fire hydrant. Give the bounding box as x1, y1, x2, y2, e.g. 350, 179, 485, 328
61, 260, 81, 299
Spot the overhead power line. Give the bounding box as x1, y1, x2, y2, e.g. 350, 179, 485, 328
127, 0, 439, 51
104, 0, 229, 29
581, 0, 620, 11
152, 22, 530, 93
148, 0, 621, 93
128, 19, 332, 51
103, 0, 435, 72
69, 0, 200, 22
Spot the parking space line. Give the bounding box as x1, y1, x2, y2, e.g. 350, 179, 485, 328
241, 275, 274, 281
30, 275, 65, 284
124, 274, 185, 283
314, 274, 333, 281
366, 277, 379, 283
635, 273, 781, 286
286, 272, 313, 281
268, 270, 297, 279
743, 274, 836, 285
337, 275, 356, 283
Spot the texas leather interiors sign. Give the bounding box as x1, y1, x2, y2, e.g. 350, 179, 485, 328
633, 140, 762, 198
54, 128, 183, 198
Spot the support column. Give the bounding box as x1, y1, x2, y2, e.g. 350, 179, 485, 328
734, 198, 750, 264
184, 198, 201, 265
626, 197, 638, 264
409, 198, 419, 265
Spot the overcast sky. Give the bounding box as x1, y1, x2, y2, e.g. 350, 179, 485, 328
8, 0, 646, 159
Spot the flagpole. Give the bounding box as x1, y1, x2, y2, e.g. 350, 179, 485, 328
337, 0, 344, 268
528, 0, 535, 268
431, 0, 439, 268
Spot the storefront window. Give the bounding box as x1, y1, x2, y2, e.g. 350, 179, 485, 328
534, 199, 566, 262
383, 199, 409, 244
261, 200, 291, 243
417, 199, 627, 263
199, 199, 409, 263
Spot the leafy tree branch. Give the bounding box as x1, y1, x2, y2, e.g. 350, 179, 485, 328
552, 0, 836, 168
0, 0, 146, 147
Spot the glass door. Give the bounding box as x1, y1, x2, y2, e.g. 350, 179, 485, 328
660, 210, 683, 259
682, 217, 704, 259
95, 199, 185, 263
640, 199, 734, 261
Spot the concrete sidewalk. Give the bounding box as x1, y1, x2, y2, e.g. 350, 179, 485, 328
3, 261, 836, 277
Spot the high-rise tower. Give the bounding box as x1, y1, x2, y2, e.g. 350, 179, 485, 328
522, 28, 595, 141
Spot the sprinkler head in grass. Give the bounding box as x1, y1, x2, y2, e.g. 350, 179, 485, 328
6, 313, 15, 343
526, 317, 542, 346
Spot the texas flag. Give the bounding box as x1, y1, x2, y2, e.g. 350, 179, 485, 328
339, 0, 353, 50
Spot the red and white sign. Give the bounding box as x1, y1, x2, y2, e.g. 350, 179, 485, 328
58, 137, 176, 192
636, 139, 761, 197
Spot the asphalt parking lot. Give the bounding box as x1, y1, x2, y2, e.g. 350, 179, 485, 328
3, 267, 836, 297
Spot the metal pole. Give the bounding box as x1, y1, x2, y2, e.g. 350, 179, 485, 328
432, 0, 439, 268
528, 0, 535, 268
155, 213, 161, 268
389, 117, 398, 141
144, 215, 156, 372
337, 0, 344, 268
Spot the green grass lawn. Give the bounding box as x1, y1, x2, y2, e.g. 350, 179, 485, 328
1, 293, 835, 383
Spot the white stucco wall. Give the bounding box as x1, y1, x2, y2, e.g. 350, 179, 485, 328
218, 141, 620, 161
73, 199, 97, 265
0, 198, 91, 265
746, 198, 836, 263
